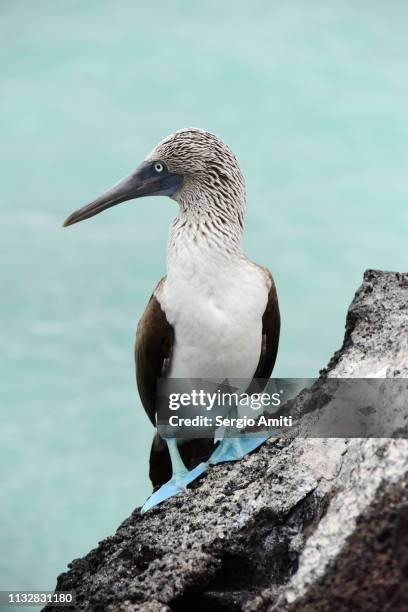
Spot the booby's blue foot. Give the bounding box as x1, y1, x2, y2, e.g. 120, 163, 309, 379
209, 435, 269, 465
141, 461, 207, 513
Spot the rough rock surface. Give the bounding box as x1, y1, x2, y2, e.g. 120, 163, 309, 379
44, 270, 408, 612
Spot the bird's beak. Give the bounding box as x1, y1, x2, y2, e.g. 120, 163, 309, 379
63, 161, 182, 227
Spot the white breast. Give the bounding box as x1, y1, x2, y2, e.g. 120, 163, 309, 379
157, 243, 269, 382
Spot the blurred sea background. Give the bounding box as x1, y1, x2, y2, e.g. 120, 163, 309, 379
1, 1, 407, 605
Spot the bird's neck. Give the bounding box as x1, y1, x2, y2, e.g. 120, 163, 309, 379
166, 208, 245, 279
166, 177, 247, 279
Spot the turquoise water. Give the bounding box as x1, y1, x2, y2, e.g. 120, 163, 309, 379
1, 0, 408, 601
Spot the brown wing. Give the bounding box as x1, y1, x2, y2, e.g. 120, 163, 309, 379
135, 278, 215, 490
249, 270, 280, 393
135, 278, 174, 426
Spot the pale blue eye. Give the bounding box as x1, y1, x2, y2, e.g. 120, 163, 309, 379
154, 162, 164, 173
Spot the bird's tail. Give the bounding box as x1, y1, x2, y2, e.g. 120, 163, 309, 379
149, 432, 172, 491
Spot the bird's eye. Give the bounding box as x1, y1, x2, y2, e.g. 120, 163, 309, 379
154, 162, 164, 173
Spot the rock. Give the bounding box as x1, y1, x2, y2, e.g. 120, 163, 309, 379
44, 270, 408, 612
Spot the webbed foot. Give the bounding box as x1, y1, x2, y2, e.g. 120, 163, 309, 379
209, 434, 269, 465
141, 461, 207, 513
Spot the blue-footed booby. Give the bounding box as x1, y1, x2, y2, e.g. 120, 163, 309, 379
64, 128, 280, 512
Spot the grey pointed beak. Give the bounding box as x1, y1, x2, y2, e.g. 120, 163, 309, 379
63, 161, 182, 227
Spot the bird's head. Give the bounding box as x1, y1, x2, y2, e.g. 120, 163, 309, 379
63, 128, 245, 228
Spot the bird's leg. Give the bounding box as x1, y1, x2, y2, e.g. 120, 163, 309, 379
141, 438, 208, 514
209, 404, 269, 465
165, 438, 189, 484
164, 437, 210, 487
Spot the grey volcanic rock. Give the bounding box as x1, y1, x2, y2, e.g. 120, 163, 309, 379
44, 270, 408, 612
